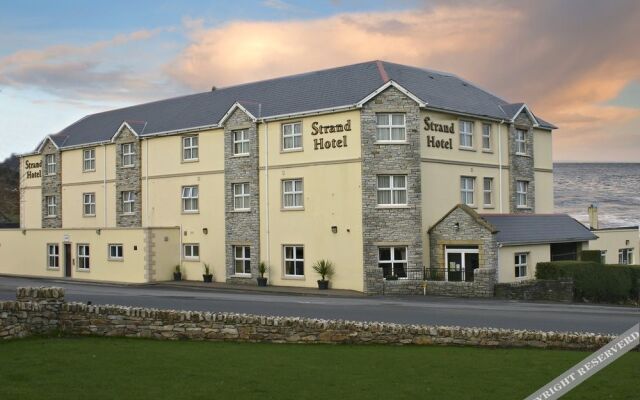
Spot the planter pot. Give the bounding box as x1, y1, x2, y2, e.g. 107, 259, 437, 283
203, 274, 213, 283
257, 277, 268, 287
317, 280, 329, 290
173, 272, 182, 281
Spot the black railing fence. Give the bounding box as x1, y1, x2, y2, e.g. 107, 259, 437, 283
383, 266, 476, 282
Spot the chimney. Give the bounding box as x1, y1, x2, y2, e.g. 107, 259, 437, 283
588, 204, 599, 230
211, 86, 216, 92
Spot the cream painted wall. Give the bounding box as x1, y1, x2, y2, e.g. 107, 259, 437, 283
533, 129, 553, 170
534, 171, 554, 213
150, 227, 181, 281
498, 244, 550, 282
259, 162, 363, 291
61, 144, 116, 184
585, 229, 639, 264
21, 188, 42, 229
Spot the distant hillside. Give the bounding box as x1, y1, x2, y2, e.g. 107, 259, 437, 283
0, 154, 20, 224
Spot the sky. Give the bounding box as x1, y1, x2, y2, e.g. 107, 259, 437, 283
1, 0, 639, 162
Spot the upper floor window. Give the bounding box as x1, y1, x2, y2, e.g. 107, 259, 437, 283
516, 180, 528, 208
181, 186, 199, 213
283, 245, 304, 277
482, 123, 492, 151
377, 175, 407, 206
378, 246, 407, 279
122, 191, 136, 214
376, 113, 406, 142
83, 192, 96, 216
459, 120, 474, 149
515, 129, 527, 155
619, 248, 634, 265
77, 244, 90, 270
233, 130, 250, 155
282, 122, 302, 151
45, 196, 57, 217
460, 176, 475, 206
282, 179, 303, 209
83, 148, 96, 172
183, 136, 199, 161
483, 177, 493, 207
233, 183, 250, 211
514, 253, 528, 278
45, 154, 56, 175
121, 143, 135, 167
47, 244, 59, 269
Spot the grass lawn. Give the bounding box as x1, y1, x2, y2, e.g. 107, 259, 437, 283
0, 338, 637, 399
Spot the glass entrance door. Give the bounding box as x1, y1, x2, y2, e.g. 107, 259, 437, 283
445, 246, 479, 282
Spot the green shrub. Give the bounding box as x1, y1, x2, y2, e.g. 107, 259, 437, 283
580, 250, 603, 263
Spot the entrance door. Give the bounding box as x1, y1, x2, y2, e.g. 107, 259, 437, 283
64, 243, 72, 277
445, 246, 479, 282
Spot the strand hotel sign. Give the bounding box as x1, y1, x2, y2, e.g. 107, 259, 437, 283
311, 120, 351, 150
424, 116, 454, 150
24, 160, 42, 179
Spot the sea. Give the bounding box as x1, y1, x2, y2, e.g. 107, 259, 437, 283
554, 163, 640, 228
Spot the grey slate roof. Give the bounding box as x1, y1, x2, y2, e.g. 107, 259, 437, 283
481, 214, 598, 245
43, 60, 556, 151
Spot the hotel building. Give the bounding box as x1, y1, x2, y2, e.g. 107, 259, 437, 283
1, 61, 637, 294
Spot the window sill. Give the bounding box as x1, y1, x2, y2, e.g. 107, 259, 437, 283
181, 159, 199, 164
374, 141, 409, 145
231, 209, 251, 213
375, 205, 411, 209
459, 147, 476, 152
46, 267, 60, 271
44, 215, 58, 219
122, 212, 136, 216
281, 148, 304, 154
483, 205, 495, 209
182, 258, 200, 262
281, 207, 305, 212
481, 149, 493, 154
232, 154, 250, 158
121, 165, 135, 169
83, 214, 96, 218
516, 206, 531, 210
515, 153, 531, 158
83, 169, 96, 173
232, 274, 252, 278
76, 269, 91, 273
282, 275, 305, 280
182, 211, 200, 215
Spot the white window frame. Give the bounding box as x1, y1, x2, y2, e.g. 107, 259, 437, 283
459, 120, 474, 149
77, 244, 90, 271
183, 243, 200, 261
460, 176, 475, 206
283, 245, 304, 277
516, 180, 529, 208
83, 192, 96, 216
600, 250, 607, 264
282, 179, 303, 209
108, 244, 124, 261
282, 122, 302, 151
47, 243, 60, 269
233, 245, 251, 276
483, 177, 493, 207
376, 175, 408, 206
182, 135, 199, 161
121, 143, 135, 167
233, 183, 250, 211
45, 196, 57, 217
181, 186, 199, 213
83, 148, 96, 172
375, 113, 406, 142
378, 246, 408, 279
515, 129, 527, 155
514, 253, 528, 279
122, 191, 136, 214
45, 154, 56, 175
482, 123, 492, 151
618, 248, 634, 265
233, 130, 250, 156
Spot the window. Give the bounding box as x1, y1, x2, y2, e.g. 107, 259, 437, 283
483, 177, 493, 206
514, 253, 528, 278
77, 244, 90, 270
181, 186, 199, 213
600, 250, 607, 264
377, 175, 407, 206
45, 196, 57, 217
47, 244, 59, 269
45, 154, 56, 175
183, 136, 199, 161
122, 191, 136, 214
183, 243, 200, 261
282, 179, 303, 209
108, 244, 124, 260
516, 180, 528, 208
234, 246, 251, 275
619, 248, 634, 265
233, 130, 249, 155
459, 120, 474, 148
283, 245, 304, 276
121, 143, 135, 167
482, 123, 492, 151
233, 183, 250, 211
376, 113, 406, 142
378, 247, 408, 279
282, 122, 302, 150
83, 148, 96, 171
515, 129, 527, 154
83, 192, 96, 216
460, 177, 475, 206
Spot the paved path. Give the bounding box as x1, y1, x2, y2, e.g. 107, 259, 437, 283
1, 276, 638, 334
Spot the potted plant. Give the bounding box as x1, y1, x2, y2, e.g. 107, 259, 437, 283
203, 263, 213, 283
173, 265, 182, 281
312, 259, 335, 290
257, 261, 268, 287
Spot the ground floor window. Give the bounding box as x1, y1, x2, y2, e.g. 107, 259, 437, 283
108, 244, 124, 260
514, 253, 528, 278
47, 243, 59, 269
77, 244, 90, 270
619, 248, 633, 265
284, 245, 304, 276
378, 247, 407, 279
600, 250, 607, 264
234, 246, 251, 275
183, 243, 200, 261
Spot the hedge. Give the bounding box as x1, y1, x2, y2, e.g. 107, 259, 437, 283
535, 261, 640, 303
580, 250, 603, 263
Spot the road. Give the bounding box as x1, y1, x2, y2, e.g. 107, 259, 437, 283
1, 276, 637, 335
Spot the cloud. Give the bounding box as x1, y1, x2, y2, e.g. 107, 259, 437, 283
262, 0, 291, 11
